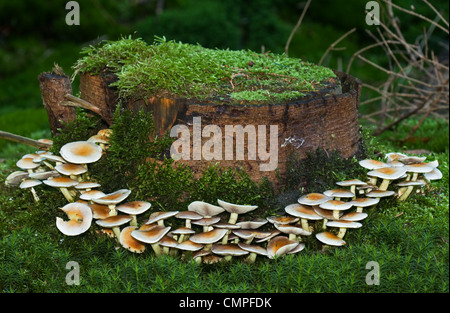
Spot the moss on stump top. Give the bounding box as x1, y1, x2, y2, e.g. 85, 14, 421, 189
73, 36, 339, 105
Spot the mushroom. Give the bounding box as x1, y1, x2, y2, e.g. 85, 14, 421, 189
95, 215, 133, 240
176, 240, 204, 257
315, 231, 346, 247
79, 190, 106, 202
266, 215, 299, 225
119, 226, 146, 253
191, 216, 221, 232
56, 202, 93, 236
16, 157, 40, 174
347, 197, 380, 213
318, 200, 353, 221
145, 211, 180, 227
5, 171, 29, 186
232, 229, 272, 244
92, 189, 131, 216
273, 223, 312, 241
235, 218, 268, 229
335, 179, 367, 198
366, 190, 396, 203
130, 225, 171, 256
325, 220, 362, 239
340, 211, 368, 222
74, 181, 101, 194
54, 163, 88, 181
398, 156, 427, 165
172, 227, 196, 243
237, 242, 268, 263
298, 192, 332, 206
323, 188, 355, 201
43, 176, 79, 202
367, 167, 407, 191
359, 159, 389, 170
212, 222, 242, 244
211, 244, 249, 262
116, 201, 152, 226
188, 200, 225, 218
385, 152, 408, 163
397, 180, 426, 201
19, 179, 42, 202
189, 228, 228, 252
175, 211, 203, 229
217, 199, 258, 224
284, 203, 323, 232
88, 203, 110, 219
159, 235, 179, 255
266, 236, 299, 259
59, 141, 103, 165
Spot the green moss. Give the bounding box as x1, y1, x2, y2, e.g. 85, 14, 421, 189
72, 36, 337, 104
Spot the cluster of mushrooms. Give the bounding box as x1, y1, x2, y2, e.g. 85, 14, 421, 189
4, 130, 443, 263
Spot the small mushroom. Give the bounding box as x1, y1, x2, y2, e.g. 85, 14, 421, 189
79, 190, 106, 202
232, 229, 273, 244
188, 200, 224, 218
16, 157, 40, 174
145, 211, 180, 227
298, 193, 332, 206
172, 227, 196, 243
273, 223, 312, 241
266, 215, 299, 225
211, 244, 248, 262
191, 216, 221, 232
318, 200, 353, 221
237, 242, 268, 263
59, 141, 103, 165
315, 231, 346, 247
323, 188, 355, 201
56, 202, 93, 236
92, 189, 131, 216
284, 203, 323, 232
19, 179, 42, 202
397, 180, 426, 201
95, 215, 133, 240
266, 236, 299, 259
335, 179, 367, 198
189, 228, 228, 252
131, 225, 171, 256
326, 220, 362, 239
367, 167, 407, 191
54, 163, 88, 181
175, 211, 203, 229
5, 171, 29, 186
217, 199, 258, 224
119, 226, 146, 253
116, 201, 152, 226
347, 197, 380, 213
340, 211, 368, 222
43, 176, 79, 202
235, 218, 268, 229
159, 235, 179, 255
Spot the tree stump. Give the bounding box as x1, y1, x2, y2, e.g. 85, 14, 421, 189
38, 72, 76, 134
76, 70, 363, 186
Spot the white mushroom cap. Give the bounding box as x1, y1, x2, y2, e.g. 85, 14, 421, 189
266, 215, 299, 225
189, 228, 228, 244
266, 236, 299, 259
326, 220, 362, 229
43, 176, 79, 188
385, 152, 408, 162
398, 156, 427, 164
171, 227, 196, 235
191, 216, 221, 227
16, 158, 40, 170
273, 223, 312, 236
323, 188, 355, 199
28, 170, 60, 180
340, 211, 368, 222
235, 218, 268, 229
232, 229, 273, 241
60, 141, 102, 164
211, 244, 249, 257
130, 225, 171, 244
366, 190, 396, 198
95, 215, 133, 228
117, 201, 152, 215
367, 167, 407, 180
145, 211, 179, 225
404, 163, 435, 174
74, 181, 101, 190
424, 168, 443, 181
56, 202, 93, 236
297, 193, 332, 206
319, 200, 353, 211
336, 179, 367, 187
176, 240, 204, 251
120, 226, 146, 253
396, 180, 426, 187
188, 201, 225, 216
359, 159, 389, 170
175, 211, 204, 221
237, 242, 268, 256
79, 190, 106, 201
19, 179, 42, 189
348, 197, 380, 207
217, 199, 258, 214
5, 171, 29, 186
92, 189, 131, 205
313, 207, 343, 220
315, 232, 346, 246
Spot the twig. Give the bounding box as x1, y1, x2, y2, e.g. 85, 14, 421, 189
62, 94, 102, 116
0, 131, 52, 149
318, 28, 356, 66
285, 0, 312, 56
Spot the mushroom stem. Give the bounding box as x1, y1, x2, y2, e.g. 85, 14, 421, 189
151, 243, 162, 256
130, 215, 138, 227
322, 218, 328, 230
60, 187, 74, 202
288, 233, 297, 241
337, 228, 347, 239
300, 218, 309, 232
112, 226, 121, 240
399, 173, 419, 201
108, 205, 117, 216
228, 213, 239, 224
245, 253, 257, 264
378, 179, 391, 191
30, 187, 40, 202
332, 210, 340, 220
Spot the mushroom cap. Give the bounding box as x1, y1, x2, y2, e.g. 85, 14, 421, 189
16, 157, 40, 170
88, 134, 110, 144
213, 222, 241, 230
367, 167, 407, 180
424, 168, 443, 181
74, 181, 101, 190
336, 179, 367, 187
287, 242, 306, 254
404, 163, 435, 173
235, 218, 268, 229
387, 160, 405, 167
88, 203, 110, 219
237, 242, 268, 256
56, 202, 93, 236
285, 203, 323, 220
189, 228, 228, 244
366, 190, 396, 198
176, 240, 204, 251
315, 232, 346, 246
131, 225, 171, 244
297, 193, 332, 206
171, 227, 196, 235
266, 215, 299, 225
159, 235, 179, 248
396, 180, 426, 187
60, 141, 102, 164
29, 170, 60, 180
319, 200, 353, 211
95, 215, 133, 228
340, 212, 368, 222
348, 197, 380, 207
217, 199, 258, 215
175, 211, 204, 221
39, 153, 66, 164
266, 236, 299, 259
273, 223, 312, 236
54, 163, 88, 176
43, 176, 79, 188
232, 229, 273, 240
211, 244, 249, 256
323, 188, 355, 198
79, 190, 106, 201
19, 179, 42, 189
255, 230, 281, 243
385, 152, 408, 162
92, 189, 131, 205
326, 220, 362, 229
120, 226, 146, 253
191, 217, 221, 227
398, 156, 427, 165
5, 171, 29, 186
188, 201, 225, 216
313, 207, 343, 220
145, 211, 179, 224
359, 159, 388, 170
117, 201, 152, 215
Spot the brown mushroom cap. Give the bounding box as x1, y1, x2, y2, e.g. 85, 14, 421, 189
315, 231, 346, 246
232, 229, 273, 241
89, 203, 110, 219
54, 163, 88, 176
326, 220, 362, 229
340, 212, 369, 222
43, 176, 79, 188
79, 190, 106, 201
385, 152, 408, 162
59, 141, 102, 164
266, 215, 299, 225
130, 225, 171, 244
92, 189, 131, 205
266, 236, 299, 259
56, 202, 93, 236
120, 226, 146, 253
74, 181, 102, 190
191, 217, 221, 227
284, 203, 323, 220
274, 224, 312, 236
188, 201, 225, 216
175, 211, 204, 221
404, 163, 435, 174
95, 215, 133, 228
117, 201, 152, 215
367, 167, 407, 180
211, 244, 249, 256
176, 240, 204, 251
359, 159, 388, 170
348, 197, 380, 207
319, 200, 353, 211
297, 193, 332, 206
237, 242, 268, 256
16, 157, 40, 171
313, 206, 343, 220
